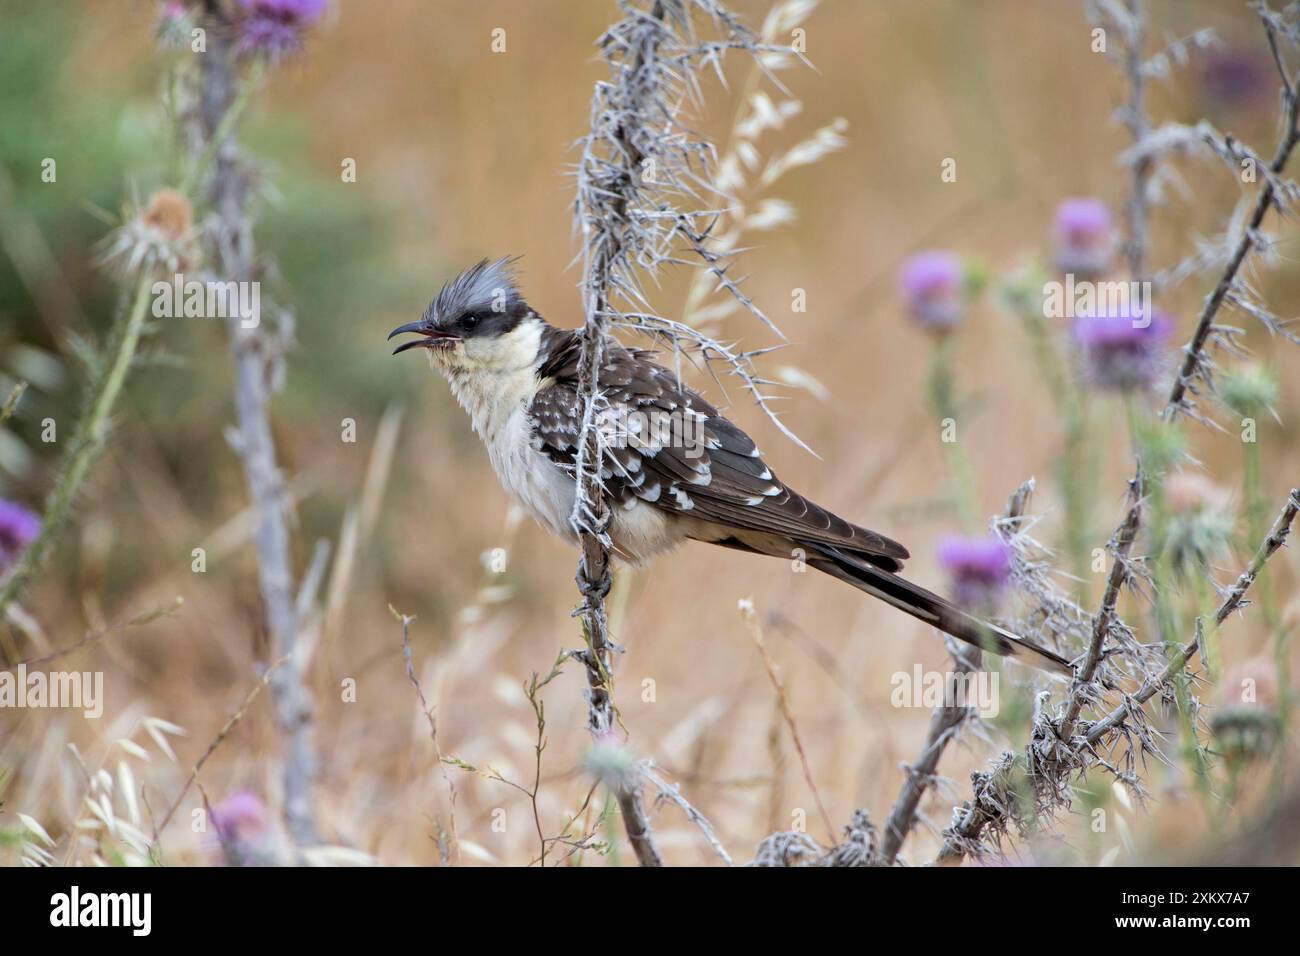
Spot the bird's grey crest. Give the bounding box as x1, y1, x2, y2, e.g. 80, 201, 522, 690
425, 256, 524, 327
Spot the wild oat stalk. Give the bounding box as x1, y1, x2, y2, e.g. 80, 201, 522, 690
392, 606, 460, 864
681, 0, 839, 335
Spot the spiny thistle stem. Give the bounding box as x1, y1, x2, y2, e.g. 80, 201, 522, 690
1056, 469, 1142, 743
879, 645, 977, 864
195, 0, 319, 848
571, 0, 672, 869
1085, 489, 1300, 744
1004, 275, 1094, 595
1066, 0, 1300, 741
1121, 0, 1152, 282
571, 0, 794, 867
0, 381, 27, 425
1164, 46, 1300, 419
925, 334, 980, 532
0, 275, 153, 617
180, 60, 264, 198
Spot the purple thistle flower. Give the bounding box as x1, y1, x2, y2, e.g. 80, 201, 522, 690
0, 500, 39, 574
1053, 198, 1113, 279
211, 789, 268, 843
900, 250, 965, 331
936, 534, 1012, 612
1199, 48, 1273, 109
210, 789, 287, 866
1072, 305, 1171, 391
236, 0, 326, 63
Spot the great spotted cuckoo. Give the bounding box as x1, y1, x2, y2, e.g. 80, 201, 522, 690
390, 258, 1070, 674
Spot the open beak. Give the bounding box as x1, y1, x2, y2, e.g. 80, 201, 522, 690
388, 321, 461, 355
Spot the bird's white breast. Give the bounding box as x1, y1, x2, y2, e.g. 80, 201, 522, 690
431, 318, 691, 565
488, 404, 577, 542
435, 320, 576, 541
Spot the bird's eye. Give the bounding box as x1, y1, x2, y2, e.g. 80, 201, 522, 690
461, 313, 480, 331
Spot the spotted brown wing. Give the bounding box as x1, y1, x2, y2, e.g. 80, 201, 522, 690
529, 328, 909, 570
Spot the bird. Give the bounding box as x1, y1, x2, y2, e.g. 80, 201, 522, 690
390, 258, 1072, 675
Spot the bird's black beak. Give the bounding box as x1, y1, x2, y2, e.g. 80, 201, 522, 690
388, 321, 460, 355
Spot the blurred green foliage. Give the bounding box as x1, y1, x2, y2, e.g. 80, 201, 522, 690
0, 0, 415, 518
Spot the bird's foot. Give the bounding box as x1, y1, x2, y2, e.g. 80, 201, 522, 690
576, 569, 612, 603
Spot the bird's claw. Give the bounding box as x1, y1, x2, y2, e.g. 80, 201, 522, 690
576, 571, 612, 603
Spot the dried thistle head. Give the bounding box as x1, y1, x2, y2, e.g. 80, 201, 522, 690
1218, 362, 1279, 418
1158, 470, 1234, 580
99, 187, 200, 280
750, 829, 824, 867
1163, 470, 1230, 515
583, 729, 640, 795
142, 187, 194, 243
1216, 655, 1279, 711
1210, 658, 1281, 768
1211, 707, 1280, 767
1197, 45, 1275, 111
820, 809, 882, 867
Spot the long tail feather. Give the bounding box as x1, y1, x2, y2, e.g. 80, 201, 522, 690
806, 545, 1072, 677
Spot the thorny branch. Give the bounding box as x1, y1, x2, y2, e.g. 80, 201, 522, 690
197, 0, 319, 847
570, 0, 793, 866
1085, 489, 1300, 743
1165, 74, 1300, 416
642, 763, 733, 865
1073, 0, 1299, 737
571, 0, 676, 869
935, 750, 1019, 865
1057, 474, 1142, 741
878, 647, 976, 865
876, 483, 1041, 864
1118, 0, 1152, 282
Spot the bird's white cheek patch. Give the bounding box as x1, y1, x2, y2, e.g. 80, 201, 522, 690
460, 337, 494, 368
427, 342, 465, 372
